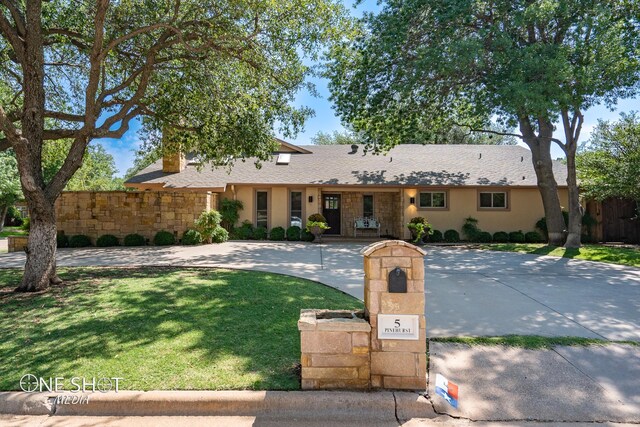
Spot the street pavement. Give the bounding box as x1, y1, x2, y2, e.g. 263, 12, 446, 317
1, 241, 638, 341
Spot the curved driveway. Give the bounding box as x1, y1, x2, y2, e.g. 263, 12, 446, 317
1, 242, 638, 341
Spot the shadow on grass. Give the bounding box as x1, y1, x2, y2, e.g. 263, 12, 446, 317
530, 245, 560, 256
0, 267, 362, 391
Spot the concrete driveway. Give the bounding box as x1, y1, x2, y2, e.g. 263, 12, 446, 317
1, 242, 639, 341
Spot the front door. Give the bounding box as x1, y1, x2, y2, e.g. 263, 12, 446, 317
322, 194, 341, 235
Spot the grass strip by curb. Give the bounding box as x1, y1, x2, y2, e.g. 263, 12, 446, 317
430, 335, 639, 350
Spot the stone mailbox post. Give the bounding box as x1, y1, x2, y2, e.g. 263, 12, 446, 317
362, 240, 427, 390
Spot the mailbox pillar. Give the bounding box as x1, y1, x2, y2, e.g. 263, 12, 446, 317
362, 240, 427, 390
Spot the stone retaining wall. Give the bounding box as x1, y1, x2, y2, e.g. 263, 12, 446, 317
298, 309, 371, 390
55, 191, 216, 242
7, 235, 29, 253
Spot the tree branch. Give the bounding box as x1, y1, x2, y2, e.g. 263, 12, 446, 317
0, 138, 11, 151
0, 12, 24, 63
0, 0, 25, 36
44, 110, 85, 122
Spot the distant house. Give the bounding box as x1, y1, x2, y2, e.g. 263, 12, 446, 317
125, 140, 569, 239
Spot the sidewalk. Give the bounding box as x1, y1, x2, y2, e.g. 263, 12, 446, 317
1, 343, 638, 425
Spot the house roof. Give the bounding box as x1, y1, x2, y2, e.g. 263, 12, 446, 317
125, 144, 568, 190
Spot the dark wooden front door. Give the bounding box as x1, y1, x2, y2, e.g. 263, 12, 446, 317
602, 197, 640, 243
322, 194, 341, 235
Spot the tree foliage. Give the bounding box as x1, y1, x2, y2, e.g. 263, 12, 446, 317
327, 0, 640, 247
0, 0, 350, 291
577, 113, 640, 204
42, 141, 124, 190
0, 150, 21, 230
311, 130, 364, 145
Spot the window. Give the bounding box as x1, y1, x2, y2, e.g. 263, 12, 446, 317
363, 195, 374, 218
256, 191, 268, 228
479, 191, 507, 209
419, 192, 446, 208
290, 191, 302, 227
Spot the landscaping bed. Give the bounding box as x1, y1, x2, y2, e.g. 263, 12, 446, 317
0, 268, 362, 391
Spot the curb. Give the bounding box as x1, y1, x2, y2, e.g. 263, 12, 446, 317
0, 391, 436, 421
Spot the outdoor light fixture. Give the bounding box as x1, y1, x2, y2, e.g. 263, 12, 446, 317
409, 197, 416, 205
308, 196, 314, 203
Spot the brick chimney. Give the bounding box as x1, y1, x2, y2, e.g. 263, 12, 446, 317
162, 129, 185, 173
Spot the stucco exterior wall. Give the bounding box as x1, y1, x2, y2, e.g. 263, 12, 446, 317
219, 185, 568, 239
401, 187, 569, 238
55, 191, 215, 243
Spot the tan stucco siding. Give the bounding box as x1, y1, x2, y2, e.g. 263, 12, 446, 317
220, 185, 568, 238
402, 187, 569, 238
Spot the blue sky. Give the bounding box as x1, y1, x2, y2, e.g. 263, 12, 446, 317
96, 0, 640, 177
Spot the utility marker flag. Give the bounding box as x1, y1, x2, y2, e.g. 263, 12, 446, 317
435, 374, 459, 408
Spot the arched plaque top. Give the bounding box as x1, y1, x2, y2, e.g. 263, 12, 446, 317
360, 240, 426, 257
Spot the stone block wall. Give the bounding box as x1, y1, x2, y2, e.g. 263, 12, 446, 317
298, 241, 427, 391
363, 240, 427, 390
298, 309, 371, 390
55, 191, 217, 243
7, 235, 29, 253
340, 192, 401, 238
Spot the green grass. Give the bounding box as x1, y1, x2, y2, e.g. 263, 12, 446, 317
478, 243, 640, 268
0, 268, 362, 391
431, 335, 639, 349
0, 226, 27, 238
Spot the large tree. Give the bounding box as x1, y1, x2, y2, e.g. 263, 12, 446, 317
577, 113, 640, 216
0, 0, 348, 291
328, 0, 640, 247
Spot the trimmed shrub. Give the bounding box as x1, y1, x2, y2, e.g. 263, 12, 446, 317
220, 199, 244, 231
69, 234, 91, 248
20, 217, 30, 231
525, 231, 543, 243
308, 213, 327, 223
444, 229, 460, 243
269, 226, 286, 241
462, 217, 480, 241
492, 231, 509, 243
286, 226, 301, 241
97, 234, 119, 247
430, 229, 443, 243
182, 229, 203, 245
253, 226, 268, 240
476, 231, 492, 243
195, 210, 223, 243
301, 228, 315, 242
210, 227, 229, 243
233, 221, 254, 240
57, 233, 69, 248
509, 231, 525, 243
153, 230, 175, 246
124, 233, 146, 246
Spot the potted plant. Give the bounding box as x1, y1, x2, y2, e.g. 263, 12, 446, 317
407, 216, 433, 245
306, 213, 330, 243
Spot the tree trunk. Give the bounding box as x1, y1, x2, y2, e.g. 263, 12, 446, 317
0, 205, 7, 232
564, 145, 582, 248
519, 117, 566, 246
15, 200, 60, 292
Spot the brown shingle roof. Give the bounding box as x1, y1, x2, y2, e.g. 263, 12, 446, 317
125, 144, 568, 189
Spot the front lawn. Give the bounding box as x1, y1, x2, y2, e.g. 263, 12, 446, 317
0, 226, 27, 238
478, 244, 640, 268
0, 268, 362, 391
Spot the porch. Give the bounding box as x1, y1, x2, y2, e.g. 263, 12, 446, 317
320, 190, 403, 239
